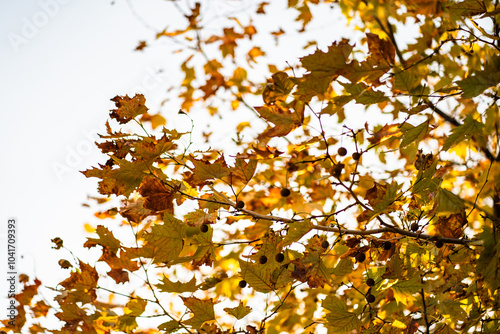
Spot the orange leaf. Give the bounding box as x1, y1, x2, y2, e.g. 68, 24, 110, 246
110, 94, 148, 124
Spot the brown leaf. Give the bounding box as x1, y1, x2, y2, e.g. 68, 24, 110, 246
367, 123, 401, 145
107, 268, 129, 284
367, 33, 395, 65
435, 212, 466, 238
110, 94, 148, 124
138, 177, 177, 212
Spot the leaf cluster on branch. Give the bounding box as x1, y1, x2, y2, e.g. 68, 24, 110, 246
4, 0, 500, 333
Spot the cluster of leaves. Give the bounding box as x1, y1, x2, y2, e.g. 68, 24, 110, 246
3, 0, 500, 333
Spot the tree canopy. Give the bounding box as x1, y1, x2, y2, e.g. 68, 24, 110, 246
3, 0, 500, 333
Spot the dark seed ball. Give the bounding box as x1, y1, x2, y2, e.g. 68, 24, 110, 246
366, 294, 376, 303
356, 252, 366, 263
200, 224, 209, 233
321, 240, 330, 249
410, 222, 419, 232
236, 200, 245, 209
338, 147, 347, 156
259, 255, 268, 264
280, 188, 291, 197
239, 280, 247, 288
435, 240, 444, 248
366, 278, 375, 287
383, 241, 392, 250
352, 152, 361, 160
275, 253, 285, 263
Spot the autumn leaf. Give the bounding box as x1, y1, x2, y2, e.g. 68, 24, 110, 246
142, 213, 186, 264
110, 94, 148, 124
181, 296, 216, 328
224, 302, 252, 320
322, 295, 360, 333
156, 275, 197, 293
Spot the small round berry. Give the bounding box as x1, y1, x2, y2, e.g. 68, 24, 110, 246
352, 152, 361, 160
275, 253, 285, 263
200, 224, 209, 233
321, 240, 330, 249
383, 241, 392, 250
435, 240, 444, 248
366, 294, 376, 303
356, 253, 366, 263
236, 200, 245, 209
366, 278, 375, 287
280, 188, 291, 197
410, 223, 419, 232
259, 255, 268, 264
238, 280, 247, 288
338, 147, 347, 156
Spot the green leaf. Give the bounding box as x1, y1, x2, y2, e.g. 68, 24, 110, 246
281, 219, 313, 247
476, 227, 500, 290
391, 275, 424, 295
322, 295, 360, 333
437, 299, 467, 322
435, 188, 465, 215
331, 258, 353, 276
158, 320, 182, 332
143, 213, 186, 264
457, 71, 500, 98
124, 298, 147, 316
156, 276, 197, 293
393, 67, 421, 92
181, 297, 215, 328
224, 302, 252, 320
238, 259, 274, 293
442, 114, 486, 151
400, 120, 429, 148
447, 0, 487, 17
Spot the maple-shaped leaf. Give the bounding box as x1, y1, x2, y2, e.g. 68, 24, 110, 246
322, 295, 361, 333
189, 155, 230, 183
98, 248, 140, 273
124, 298, 147, 316
119, 197, 152, 223
331, 258, 353, 276
393, 67, 422, 93
82, 158, 149, 197
143, 213, 186, 264
184, 209, 217, 227
291, 251, 330, 288
83, 225, 121, 253
280, 219, 312, 247
447, 0, 486, 17
227, 158, 257, 185
59, 260, 99, 304
300, 39, 353, 74
262, 71, 294, 104
367, 124, 401, 145
442, 114, 486, 151
181, 296, 216, 328
366, 32, 395, 65
476, 227, 500, 290
110, 94, 148, 124
138, 177, 178, 212
457, 70, 500, 98
400, 119, 429, 148
133, 134, 176, 163
255, 103, 303, 140
437, 299, 468, 322
435, 188, 465, 215
391, 275, 425, 304
435, 212, 466, 238
158, 320, 182, 332
107, 268, 129, 284
224, 302, 251, 320
156, 275, 197, 293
